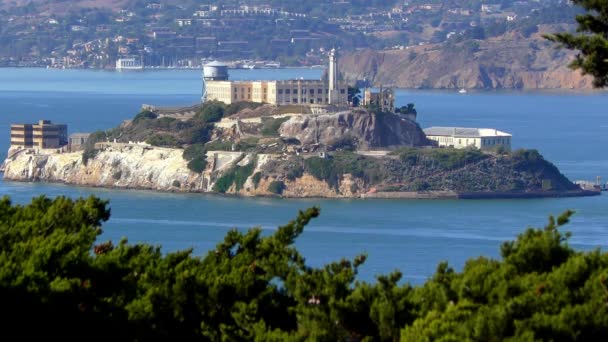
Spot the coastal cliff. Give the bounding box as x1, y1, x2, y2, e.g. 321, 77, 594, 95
339, 34, 594, 89
2, 144, 595, 199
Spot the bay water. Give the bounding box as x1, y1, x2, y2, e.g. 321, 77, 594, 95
1, 68, 607, 283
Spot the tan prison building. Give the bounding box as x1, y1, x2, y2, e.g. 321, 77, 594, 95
202, 49, 347, 106
10, 120, 68, 149
424, 127, 512, 151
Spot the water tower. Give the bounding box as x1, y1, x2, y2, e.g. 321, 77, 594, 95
201, 61, 229, 102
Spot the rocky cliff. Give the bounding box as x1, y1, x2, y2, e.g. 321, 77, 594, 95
278, 110, 430, 149
339, 34, 594, 89
2, 144, 596, 199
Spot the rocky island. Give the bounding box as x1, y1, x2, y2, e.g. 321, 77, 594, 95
2, 102, 597, 199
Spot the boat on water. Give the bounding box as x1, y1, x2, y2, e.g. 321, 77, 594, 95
458, 88, 467, 94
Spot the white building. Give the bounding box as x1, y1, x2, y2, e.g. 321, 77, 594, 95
116, 58, 143, 70
424, 127, 512, 151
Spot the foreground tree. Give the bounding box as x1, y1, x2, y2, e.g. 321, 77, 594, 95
545, 0, 608, 87
1, 195, 607, 340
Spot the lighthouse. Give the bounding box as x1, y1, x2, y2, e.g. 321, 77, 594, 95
328, 48, 339, 105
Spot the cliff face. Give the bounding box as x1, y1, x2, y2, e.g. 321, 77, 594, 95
3, 144, 592, 199
339, 35, 594, 89
278, 110, 431, 149
2, 145, 357, 198
3, 144, 207, 191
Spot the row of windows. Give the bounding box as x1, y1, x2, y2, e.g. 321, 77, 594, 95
483, 138, 509, 145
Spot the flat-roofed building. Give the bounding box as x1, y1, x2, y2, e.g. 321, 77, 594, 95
69, 133, 91, 151
203, 48, 347, 106
423, 126, 511, 151
10, 120, 68, 149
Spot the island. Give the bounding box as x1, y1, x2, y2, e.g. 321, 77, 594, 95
1, 102, 598, 199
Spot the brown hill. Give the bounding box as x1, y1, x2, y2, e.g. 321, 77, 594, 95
339, 33, 594, 90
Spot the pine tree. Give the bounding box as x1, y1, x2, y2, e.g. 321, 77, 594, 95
545, 0, 608, 87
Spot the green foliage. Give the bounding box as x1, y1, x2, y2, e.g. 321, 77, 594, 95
224, 101, 263, 116
304, 152, 387, 189
172, 180, 181, 188
396, 147, 486, 170
252, 172, 262, 189
183, 143, 208, 173
545, 0, 608, 87
197, 100, 226, 123
267, 180, 286, 195
1, 196, 608, 340
187, 157, 207, 173
145, 133, 178, 147
112, 170, 122, 180
261, 116, 290, 136
132, 109, 157, 124
348, 86, 361, 107
82, 130, 107, 165
396, 103, 417, 116
213, 159, 256, 193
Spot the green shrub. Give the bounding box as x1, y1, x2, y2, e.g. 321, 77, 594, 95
112, 171, 122, 180
187, 156, 207, 173
225, 101, 263, 116
82, 130, 107, 165
205, 140, 233, 151
261, 116, 290, 136
146, 134, 178, 147
132, 110, 157, 124
197, 101, 226, 123
183, 143, 206, 161
252, 172, 262, 189
172, 180, 181, 188
304, 157, 336, 187
267, 180, 285, 195
213, 160, 255, 193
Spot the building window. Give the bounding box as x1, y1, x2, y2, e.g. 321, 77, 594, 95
293, 98, 298, 103
309, 89, 314, 94
286, 89, 291, 94
340, 89, 345, 94
317, 89, 322, 94
278, 89, 283, 94
248, 94, 251, 99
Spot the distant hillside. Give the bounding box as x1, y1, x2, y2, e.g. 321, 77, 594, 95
0, 0, 132, 12
340, 29, 594, 90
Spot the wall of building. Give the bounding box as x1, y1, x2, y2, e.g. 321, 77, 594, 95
9, 120, 67, 149
205, 79, 347, 106
427, 135, 511, 150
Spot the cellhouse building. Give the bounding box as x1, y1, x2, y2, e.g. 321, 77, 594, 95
201, 49, 348, 106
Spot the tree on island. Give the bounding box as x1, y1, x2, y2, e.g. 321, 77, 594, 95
348, 85, 362, 107
1, 195, 608, 340
545, 0, 608, 87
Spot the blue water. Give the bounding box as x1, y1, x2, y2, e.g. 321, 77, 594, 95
1, 68, 607, 283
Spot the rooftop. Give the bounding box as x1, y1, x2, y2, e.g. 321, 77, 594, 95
424, 126, 511, 138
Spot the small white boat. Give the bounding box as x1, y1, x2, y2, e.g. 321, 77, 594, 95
458, 88, 467, 94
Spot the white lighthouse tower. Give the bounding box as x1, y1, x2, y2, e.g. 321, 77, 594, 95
328, 48, 339, 105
